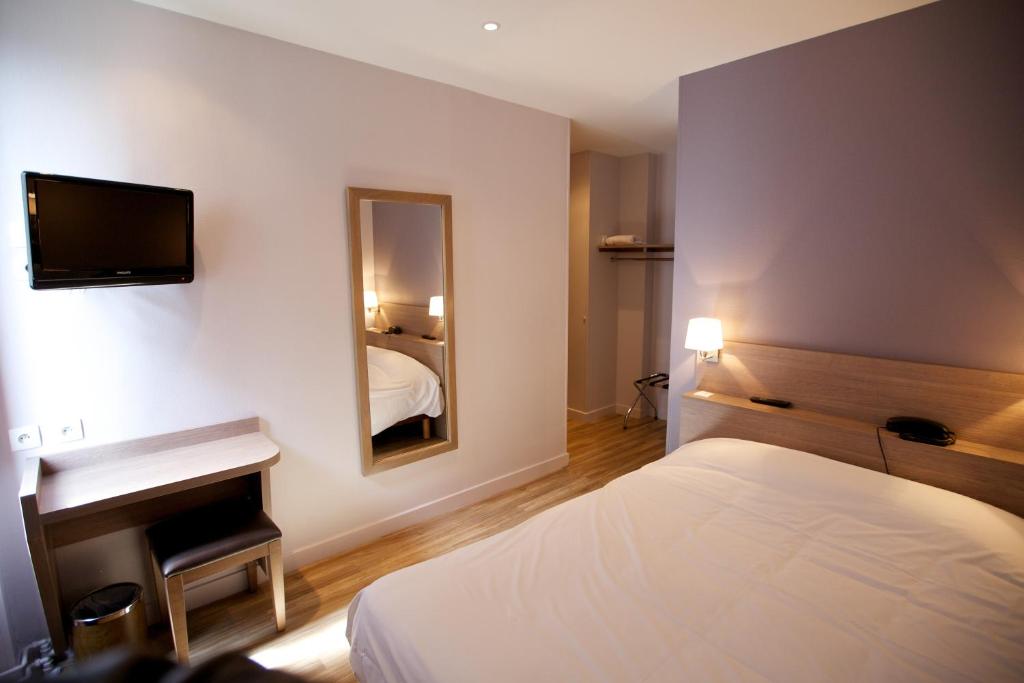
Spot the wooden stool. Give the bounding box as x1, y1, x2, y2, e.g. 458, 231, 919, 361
145, 502, 285, 663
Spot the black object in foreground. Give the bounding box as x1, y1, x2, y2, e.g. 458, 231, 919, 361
750, 397, 792, 409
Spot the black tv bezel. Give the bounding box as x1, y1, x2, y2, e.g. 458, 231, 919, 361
22, 171, 195, 290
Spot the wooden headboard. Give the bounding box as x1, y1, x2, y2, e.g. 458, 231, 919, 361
680, 342, 1024, 516
376, 302, 444, 340
366, 328, 445, 380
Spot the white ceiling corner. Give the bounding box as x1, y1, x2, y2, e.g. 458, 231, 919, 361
134, 0, 933, 156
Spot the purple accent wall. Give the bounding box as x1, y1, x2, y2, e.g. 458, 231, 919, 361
371, 201, 443, 307
668, 0, 1024, 448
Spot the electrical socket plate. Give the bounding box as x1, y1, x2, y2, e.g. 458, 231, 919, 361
54, 419, 84, 443
9, 425, 41, 452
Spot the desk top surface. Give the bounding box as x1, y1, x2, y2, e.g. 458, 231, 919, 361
37, 431, 280, 522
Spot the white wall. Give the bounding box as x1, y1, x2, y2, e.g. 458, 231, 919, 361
370, 202, 443, 307
0, 586, 12, 670
0, 399, 45, 665
0, 0, 568, 619
614, 153, 655, 414
568, 149, 672, 422
584, 154, 621, 414
567, 156, 590, 414
649, 144, 676, 421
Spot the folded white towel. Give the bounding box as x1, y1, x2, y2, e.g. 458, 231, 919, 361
603, 234, 642, 246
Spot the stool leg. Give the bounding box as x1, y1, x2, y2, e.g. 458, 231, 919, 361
165, 574, 189, 664
149, 553, 168, 620
268, 540, 285, 632
246, 561, 259, 593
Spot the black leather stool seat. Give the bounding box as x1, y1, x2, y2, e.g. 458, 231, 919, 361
146, 502, 282, 577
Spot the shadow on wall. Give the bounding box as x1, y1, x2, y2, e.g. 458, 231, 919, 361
8, 248, 208, 433
0, 368, 48, 663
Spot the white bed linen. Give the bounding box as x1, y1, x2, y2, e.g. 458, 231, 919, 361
346, 438, 1024, 683
366, 345, 444, 436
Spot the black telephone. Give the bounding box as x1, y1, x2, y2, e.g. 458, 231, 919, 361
885, 416, 956, 447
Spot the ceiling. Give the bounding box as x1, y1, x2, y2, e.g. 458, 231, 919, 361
135, 0, 932, 155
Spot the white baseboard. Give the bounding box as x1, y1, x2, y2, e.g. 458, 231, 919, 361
288, 451, 570, 568
567, 405, 616, 422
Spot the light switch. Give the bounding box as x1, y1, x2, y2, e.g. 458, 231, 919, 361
9, 425, 41, 452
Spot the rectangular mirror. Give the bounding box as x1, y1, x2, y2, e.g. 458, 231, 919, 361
347, 187, 457, 473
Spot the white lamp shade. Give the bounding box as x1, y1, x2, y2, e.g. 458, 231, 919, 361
684, 317, 723, 352
364, 290, 379, 309
428, 295, 444, 318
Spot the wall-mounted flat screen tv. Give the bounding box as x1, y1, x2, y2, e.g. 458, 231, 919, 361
22, 172, 194, 290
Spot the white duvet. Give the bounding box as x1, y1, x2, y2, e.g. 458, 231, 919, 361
346, 438, 1024, 683
367, 345, 444, 436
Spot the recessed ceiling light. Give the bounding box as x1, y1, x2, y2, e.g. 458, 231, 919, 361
482, 21, 500, 32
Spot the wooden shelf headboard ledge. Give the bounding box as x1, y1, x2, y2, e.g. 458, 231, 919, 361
679, 342, 1024, 516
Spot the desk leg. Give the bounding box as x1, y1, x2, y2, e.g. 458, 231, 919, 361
255, 469, 273, 579
259, 468, 272, 516
20, 502, 67, 654
42, 532, 67, 652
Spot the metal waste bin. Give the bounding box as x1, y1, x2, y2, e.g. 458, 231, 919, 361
70, 583, 147, 660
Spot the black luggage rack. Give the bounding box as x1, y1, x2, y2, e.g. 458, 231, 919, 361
624, 372, 669, 429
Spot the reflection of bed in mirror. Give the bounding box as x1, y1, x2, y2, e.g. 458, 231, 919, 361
367, 345, 443, 435
348, 187, 457, 473
366, 329, 447, 457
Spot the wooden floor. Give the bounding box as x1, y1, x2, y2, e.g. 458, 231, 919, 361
181, 416, 666, 681
371, 419, 444, 459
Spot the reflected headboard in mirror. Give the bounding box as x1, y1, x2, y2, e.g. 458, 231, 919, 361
347, 187, 457, 474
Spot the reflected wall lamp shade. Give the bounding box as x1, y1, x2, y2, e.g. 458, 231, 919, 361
429, 295, 444, 319
684, 317, 723, 363
364, 290, 379, 313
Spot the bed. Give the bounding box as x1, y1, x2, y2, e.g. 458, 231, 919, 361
346, 437, 1024, 682
366, 345, 444, 436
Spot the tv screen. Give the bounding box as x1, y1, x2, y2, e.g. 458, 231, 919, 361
22, 172, 194, 289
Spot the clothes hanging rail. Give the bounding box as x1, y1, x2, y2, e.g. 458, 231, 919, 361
597, 244, 674, 253
610, 256, 673, 262
599, 244, 674, 262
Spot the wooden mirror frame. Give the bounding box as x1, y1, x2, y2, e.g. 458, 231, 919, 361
347, 187, 458, 474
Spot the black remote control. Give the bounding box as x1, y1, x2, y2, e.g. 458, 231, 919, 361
750, 396, 792, 409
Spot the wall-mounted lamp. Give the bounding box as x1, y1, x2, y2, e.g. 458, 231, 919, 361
684, 317, 723, 363
429, 295, 444, 320
364, 290, 379, 313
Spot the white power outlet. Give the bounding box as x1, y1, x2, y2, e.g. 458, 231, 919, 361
51, 419, 84, 444
9, 425, 41, 452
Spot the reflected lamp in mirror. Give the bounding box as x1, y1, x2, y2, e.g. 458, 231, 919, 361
684, 317, 723, 363
348, 186, 457, 475
364, 290, 379, 313
429, 295, 444, 319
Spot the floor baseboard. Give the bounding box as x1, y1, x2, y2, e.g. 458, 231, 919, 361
566, 405, 616, 422
288, 452, 570, 568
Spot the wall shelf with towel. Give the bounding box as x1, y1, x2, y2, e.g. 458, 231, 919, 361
597, 244, 674, 261
597, 244, 674, 253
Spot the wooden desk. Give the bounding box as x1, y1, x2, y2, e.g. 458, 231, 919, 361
19, 418, 280, 654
